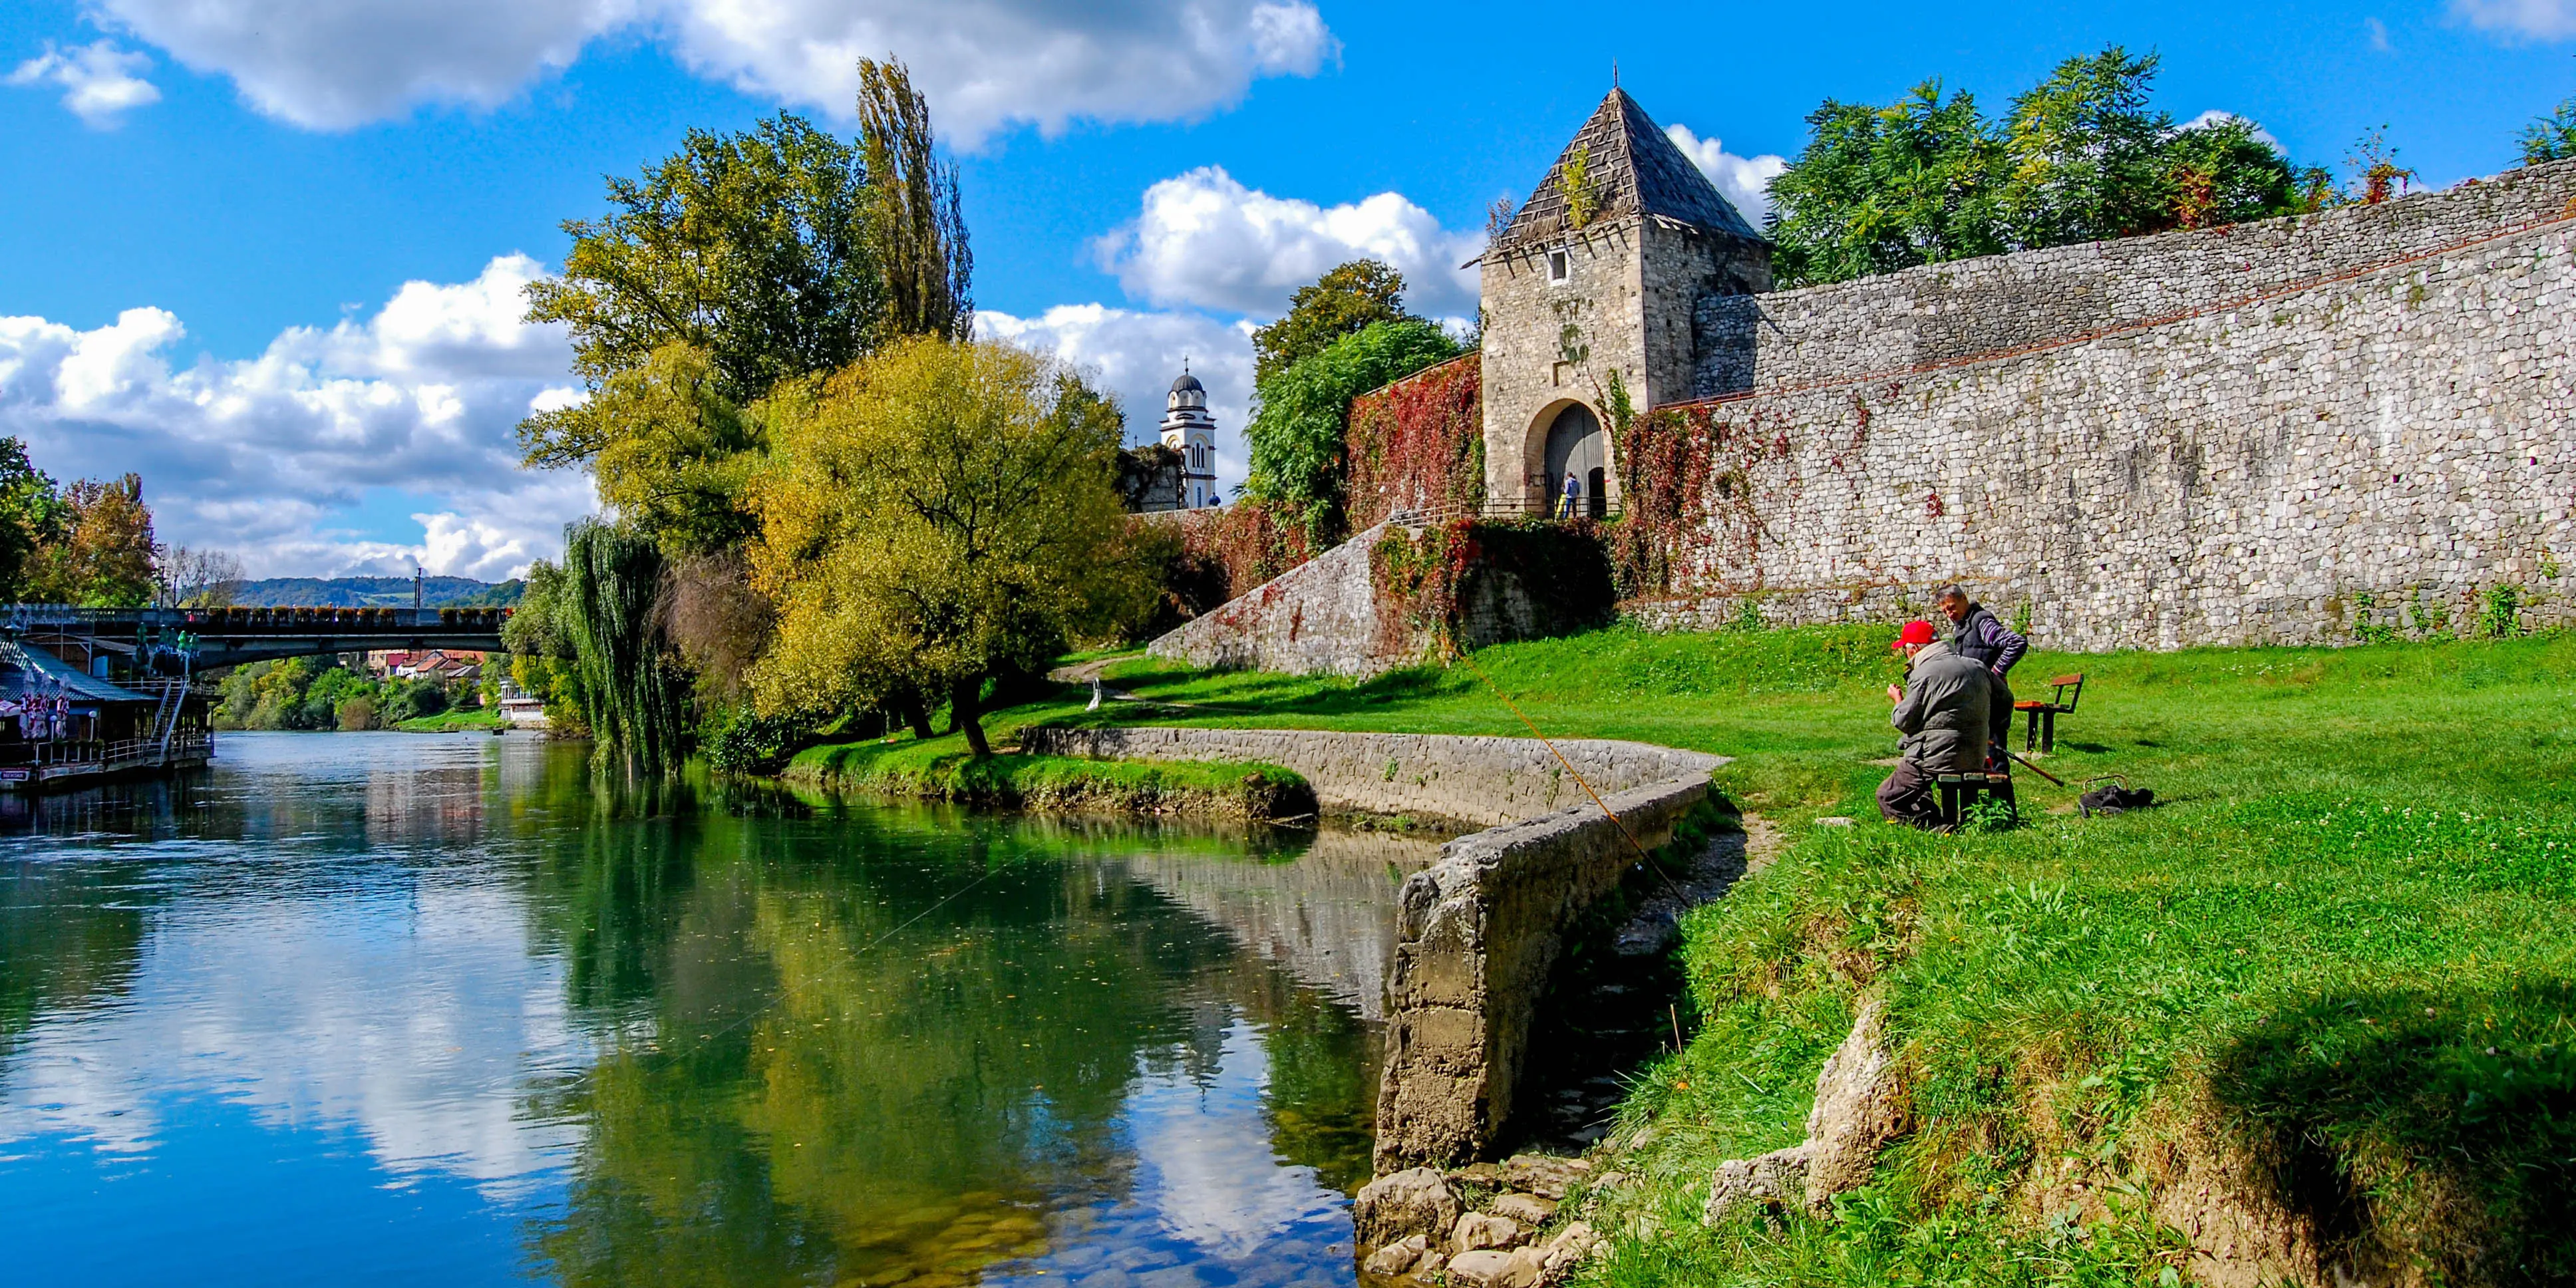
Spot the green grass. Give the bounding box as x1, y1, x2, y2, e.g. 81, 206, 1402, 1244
1031, 625, 2576, 1285
786, 712, 1311, 818
392, 709, 505, 732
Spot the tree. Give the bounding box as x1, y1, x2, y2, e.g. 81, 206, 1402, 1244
1252, 261, 1420, 385
524, 113, 883, 424
562, 522, 692, 775
501, 558, 593, 736
27, 474, 155, 607
530, 343, 768, 555
857, 57, 973, 342
2523, 99, 2576, 166
1243, 319, 1463, 545
0, 437, 66, 602
1999, 48, 2179, 247
747, 339, 1148, 756
1766, 81, 2009, 287
1767, 48, 2322, 287
2161, 116, 2319, 229
159, 546, 244, 608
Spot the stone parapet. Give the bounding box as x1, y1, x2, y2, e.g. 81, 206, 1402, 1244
1020, 724, 1726, 1169
1021, 725, 1721, 828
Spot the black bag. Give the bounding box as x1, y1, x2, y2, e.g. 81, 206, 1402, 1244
2079, 784, 2154, 816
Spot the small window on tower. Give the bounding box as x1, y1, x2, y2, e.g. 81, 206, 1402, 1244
1546, 249, 1571, 283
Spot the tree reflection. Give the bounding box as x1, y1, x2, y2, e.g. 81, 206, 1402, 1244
516, 756, 1367, 1287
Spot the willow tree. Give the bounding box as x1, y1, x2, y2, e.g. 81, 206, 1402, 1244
748, 339, 1147, 756
563, 521, 691, 775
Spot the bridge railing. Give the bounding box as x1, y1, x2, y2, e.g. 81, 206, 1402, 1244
5, 604, 512, 633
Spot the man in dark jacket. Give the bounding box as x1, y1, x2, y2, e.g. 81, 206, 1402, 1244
1939, 585, 2026, 764
1877, 620, 1992, 828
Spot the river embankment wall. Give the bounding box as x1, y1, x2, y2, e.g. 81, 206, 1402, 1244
1023, 724, 1726, 1168
1642, 161, 2576, 649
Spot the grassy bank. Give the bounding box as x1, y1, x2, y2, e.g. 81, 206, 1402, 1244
786, 720, 1313, 818
1021, 626, 2575, 1284
391, 709, 506, 732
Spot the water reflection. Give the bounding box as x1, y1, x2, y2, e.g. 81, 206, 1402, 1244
0, 733, 1410, 1288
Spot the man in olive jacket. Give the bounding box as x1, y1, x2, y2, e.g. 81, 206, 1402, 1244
1877, 619, 1993, 828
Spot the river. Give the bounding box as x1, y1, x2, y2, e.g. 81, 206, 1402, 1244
0, 732, 1438, 1288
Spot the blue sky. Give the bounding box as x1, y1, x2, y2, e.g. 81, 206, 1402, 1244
3, 0, 2571, 579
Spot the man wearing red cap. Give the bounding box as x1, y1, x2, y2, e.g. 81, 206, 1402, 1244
1877, 619, 1993, 827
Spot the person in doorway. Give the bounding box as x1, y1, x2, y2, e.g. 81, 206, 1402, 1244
1938, 585, 2026, 767
1556, 471, 1581, 520
1877, 619, 1993, 828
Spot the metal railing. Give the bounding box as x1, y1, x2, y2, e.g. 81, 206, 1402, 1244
4, 604, 512, 632
1378, 496, 1626, 526
1, 732, 211, 773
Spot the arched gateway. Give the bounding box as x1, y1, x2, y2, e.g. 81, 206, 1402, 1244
1539, 402, 1608, 518
1471, 86, 1771, 515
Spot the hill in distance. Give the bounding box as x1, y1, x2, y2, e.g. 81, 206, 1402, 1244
230, 576, 525, 609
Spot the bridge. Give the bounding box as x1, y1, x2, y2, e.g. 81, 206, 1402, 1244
5, 604, 511, 671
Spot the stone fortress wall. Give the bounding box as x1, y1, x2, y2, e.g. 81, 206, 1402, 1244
1641, 159, 2576, 649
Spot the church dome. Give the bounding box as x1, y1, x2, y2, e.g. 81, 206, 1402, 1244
1170, 373, 1204, 395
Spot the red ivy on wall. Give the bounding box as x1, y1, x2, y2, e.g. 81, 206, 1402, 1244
1610, 404, 1798, 596
1168, 502, 1313, 609
1347, 355, 1484, 530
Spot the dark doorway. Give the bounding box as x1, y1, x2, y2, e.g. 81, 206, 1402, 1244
1586, 467, 1607, 519
1542, 403, 1605, 518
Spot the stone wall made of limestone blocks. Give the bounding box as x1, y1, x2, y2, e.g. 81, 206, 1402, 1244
1016, 723, 1727, 1167
1480, 224, 1651, 508
1146, 520, 1404, 677
1646, 216, 2576, 651
1374, 776, 1711, 1170
1690, 158, 2576, 401
1021, 724, 1726, 828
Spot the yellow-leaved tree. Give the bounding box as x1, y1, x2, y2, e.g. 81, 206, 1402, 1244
748, 337, 1148, 755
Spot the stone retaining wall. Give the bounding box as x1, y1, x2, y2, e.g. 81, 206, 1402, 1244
1021, 724, 1726, 1168
1023, 725, 1719, 828
1148, 522, 1402, 677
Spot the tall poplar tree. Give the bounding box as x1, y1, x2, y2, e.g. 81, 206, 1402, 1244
856, 58, 974, 343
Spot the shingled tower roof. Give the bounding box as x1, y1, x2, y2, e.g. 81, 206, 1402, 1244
1486, 88, 1763, 257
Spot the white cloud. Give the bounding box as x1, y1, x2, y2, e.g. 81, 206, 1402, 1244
656, 0, 1336, 146
1663, 124, 1788, 228
88, 0, 1334, 140
91, 0, 630, 130
2450, 0, 2576, 39
2364, 16, 2396, 50
0, 870, 591, 1194
1093, 166, 1482, 318
6, 40, 161, 126
2183, 110, 2285, 154
0, 253, 591, 581
979, 304, 1257, 495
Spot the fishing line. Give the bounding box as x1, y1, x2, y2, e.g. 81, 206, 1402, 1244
1444, 643, 1698, 901
653, 850, 1011, 1057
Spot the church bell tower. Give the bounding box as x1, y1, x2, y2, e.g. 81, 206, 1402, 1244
1160, 368, 1220, 509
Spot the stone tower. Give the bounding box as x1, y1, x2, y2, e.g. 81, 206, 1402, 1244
1476, 88, 1770, 516
1160, 369, 1221, 509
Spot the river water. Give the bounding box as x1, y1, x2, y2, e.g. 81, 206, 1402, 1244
0, 732, 1437, 1288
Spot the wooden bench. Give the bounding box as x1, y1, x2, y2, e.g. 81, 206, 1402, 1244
2013, 673, 2085, 753
1936, 771, 2018, 830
